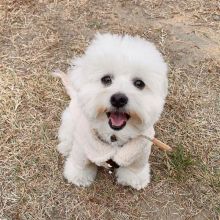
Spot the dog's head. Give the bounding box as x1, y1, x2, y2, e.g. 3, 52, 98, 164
69, 33, 168, 133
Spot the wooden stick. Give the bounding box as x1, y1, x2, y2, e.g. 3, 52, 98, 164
152, 138, 172, 151
144, 136, 172, 151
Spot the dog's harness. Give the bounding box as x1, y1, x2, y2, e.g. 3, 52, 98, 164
92, 129, 120, 173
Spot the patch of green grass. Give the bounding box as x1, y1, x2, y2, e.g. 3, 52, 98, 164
88, 20, 103, 29
215, 205, 220, 214
166, 145, 195, 181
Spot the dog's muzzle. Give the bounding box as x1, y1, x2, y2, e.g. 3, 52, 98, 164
105, 93, 131, 131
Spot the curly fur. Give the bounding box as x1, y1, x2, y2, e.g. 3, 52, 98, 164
55, 33, 168, 189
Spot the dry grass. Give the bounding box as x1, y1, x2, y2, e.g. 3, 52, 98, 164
1, 0, 220, 219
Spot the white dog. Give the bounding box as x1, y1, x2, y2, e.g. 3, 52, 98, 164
55, 33, 168, 190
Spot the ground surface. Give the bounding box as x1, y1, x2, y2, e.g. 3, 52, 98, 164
0, 0, 220, 219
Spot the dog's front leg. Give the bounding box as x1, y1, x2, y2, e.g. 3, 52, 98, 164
63, 145, 97, 187
114, 136, 152, 190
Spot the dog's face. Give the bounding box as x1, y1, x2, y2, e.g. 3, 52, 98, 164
69, 34, 168, 134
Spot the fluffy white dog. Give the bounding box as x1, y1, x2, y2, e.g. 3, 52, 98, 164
55, 33, 168, 190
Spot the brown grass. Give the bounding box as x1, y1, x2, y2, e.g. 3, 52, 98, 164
1, 0, 220, 219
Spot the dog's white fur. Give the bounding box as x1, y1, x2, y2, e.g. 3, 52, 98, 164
56, 33, 168, 190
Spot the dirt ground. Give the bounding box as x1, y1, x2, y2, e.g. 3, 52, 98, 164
1, 0, 220, 219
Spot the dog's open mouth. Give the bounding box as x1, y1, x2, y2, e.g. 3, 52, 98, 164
106, 111, 130, 130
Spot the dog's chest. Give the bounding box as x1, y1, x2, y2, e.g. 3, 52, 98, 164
99, 132, 129, 147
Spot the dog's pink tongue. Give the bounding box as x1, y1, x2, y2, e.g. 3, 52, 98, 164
110, 112, 126, 127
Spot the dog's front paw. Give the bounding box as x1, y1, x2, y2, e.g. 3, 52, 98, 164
113, 154, 130, 167
113, 136, 148, 167
116, 164, 150, 190
64, 158, 97, 187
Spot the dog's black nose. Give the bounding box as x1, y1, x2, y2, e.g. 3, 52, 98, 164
110, 93, 128, 108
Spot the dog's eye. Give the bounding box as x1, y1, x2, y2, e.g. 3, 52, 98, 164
133, 79, 145, 90
101, 75, 112, 86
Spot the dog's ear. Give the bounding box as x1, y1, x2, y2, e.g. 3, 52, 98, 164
68, 56, 88, 91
